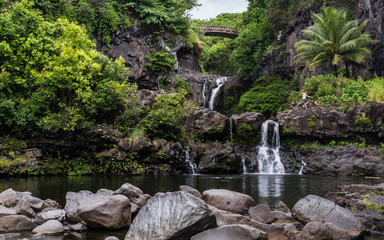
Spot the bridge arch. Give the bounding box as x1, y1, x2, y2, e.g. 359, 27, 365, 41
195, 25, 238, 39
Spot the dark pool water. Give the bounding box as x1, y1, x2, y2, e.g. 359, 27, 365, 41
0, 174, 382, 240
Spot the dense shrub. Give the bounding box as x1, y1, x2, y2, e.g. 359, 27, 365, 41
302, 74, 368, 104
142, 90, 196, 141
367, 77, 384, 103
238, 76, 290, 117
145, 49, 175, 80
0, 0, 133, 134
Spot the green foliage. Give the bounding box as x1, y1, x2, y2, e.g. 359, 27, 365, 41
367, 77, 384, 103
142, 90, 196, 141
231, 8, 273, 80
0, 137, 27, 150
355, 115, 373, 129
0, 1, 132, 134
302, 74, 368, 105
295, 7, 375, 77
307, 118, 316, 128
233, 123, 258, 145
145, 49, 175, 79
238, 76, 290, 117
201, 39, 235, 75
175, 76, 192, 94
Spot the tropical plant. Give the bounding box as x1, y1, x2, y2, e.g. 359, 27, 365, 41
295, 7, 375, 77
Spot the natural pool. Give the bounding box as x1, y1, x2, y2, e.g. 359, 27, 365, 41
0, 174, 382, 240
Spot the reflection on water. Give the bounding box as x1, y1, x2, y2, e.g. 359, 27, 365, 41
0, 174, 381, 209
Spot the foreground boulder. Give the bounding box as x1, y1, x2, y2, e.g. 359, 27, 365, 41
0, 215, 36, 232
202, 189, 256, 214
32, 220, 64, 235
292, 195, 362, 237
65, 189, 131, 229
125, 191, 216, 240
191, 224, 266, 240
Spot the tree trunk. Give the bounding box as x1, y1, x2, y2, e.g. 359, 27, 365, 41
345, 61, 350, 78
334, 65, 338, 77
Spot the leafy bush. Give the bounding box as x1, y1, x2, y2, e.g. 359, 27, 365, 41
0, 1, 132, 134
302, 74, 368, 105
201, 39, 235, 75
142, 90, 196, 141
175, 76, 192, 94
238, 76, 290, 117
145, 49, 175, 79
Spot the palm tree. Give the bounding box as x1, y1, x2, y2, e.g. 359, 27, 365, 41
295, 7, 375, 77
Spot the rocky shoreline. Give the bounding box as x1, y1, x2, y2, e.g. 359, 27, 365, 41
0, 182, 383, 240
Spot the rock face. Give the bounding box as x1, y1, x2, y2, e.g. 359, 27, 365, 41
198, 141, 239, 173
292, 195, 362, 237
186, 107, 229, 137
202, 189, 256, 214
231, 112, 266, 133
285, 145, 384, 177
125, 191, 216, 240
65, 189, 131, 229
277, 103, 384, 139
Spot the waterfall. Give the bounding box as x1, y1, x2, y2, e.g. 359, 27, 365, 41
184, 150, 197, 174
229, 118, 233, 142
202, 79, 208, 107
241, 156, 247, 174
299, 160, 306, 175
208, 77, 227, 111
364, 0, 375, 21
256, 120, 285, 174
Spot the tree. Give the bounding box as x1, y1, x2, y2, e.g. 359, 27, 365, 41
0, 0, 132, 134
295, 7, 375, 77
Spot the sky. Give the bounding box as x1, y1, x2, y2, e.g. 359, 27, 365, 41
189, 0, 249, 20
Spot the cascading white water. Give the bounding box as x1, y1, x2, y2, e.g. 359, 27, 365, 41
202, 79, 208, 107
256, 120, 285, 174
241, 156, 247, 174
184, 150, 197, 174
299, 160, 306, 175
208, 77, 227, 111
229, 118, 233, 142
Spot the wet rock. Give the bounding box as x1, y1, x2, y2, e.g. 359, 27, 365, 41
191, 224, 267, 240
179, 185, 202, 199
32, 220, 64, 235
105, 237, 120, 240
292, 195, 362, 237
0, 215, 36, 232
114, 183, 148, 207
0, 189, 19, 208
65, 190, 131, 229
202, 189, 256, 215
125, 191, 216, 240
14, 197, 35, 218
267, 224, 300, 240
300, 222, 331, 240
36, 209, 66, 225
324, 222, 354, 240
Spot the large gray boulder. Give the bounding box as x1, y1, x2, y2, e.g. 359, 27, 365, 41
202, 189, 256, 214
0, 215, 36, 232
186, 107, 228, 136
32, 220, 64, 235
191, 224, 266, 240
125, 191, 216, 240
0, 189, 19, 207
292, 195, 362, 237
65, 189, 131, 229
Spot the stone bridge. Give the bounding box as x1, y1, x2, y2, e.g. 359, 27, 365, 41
196, 25, 238, 39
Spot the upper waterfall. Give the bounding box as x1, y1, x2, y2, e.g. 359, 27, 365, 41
208, 77, 227, 111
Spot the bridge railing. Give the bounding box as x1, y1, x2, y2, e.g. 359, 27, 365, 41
194, 25, 238, 35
